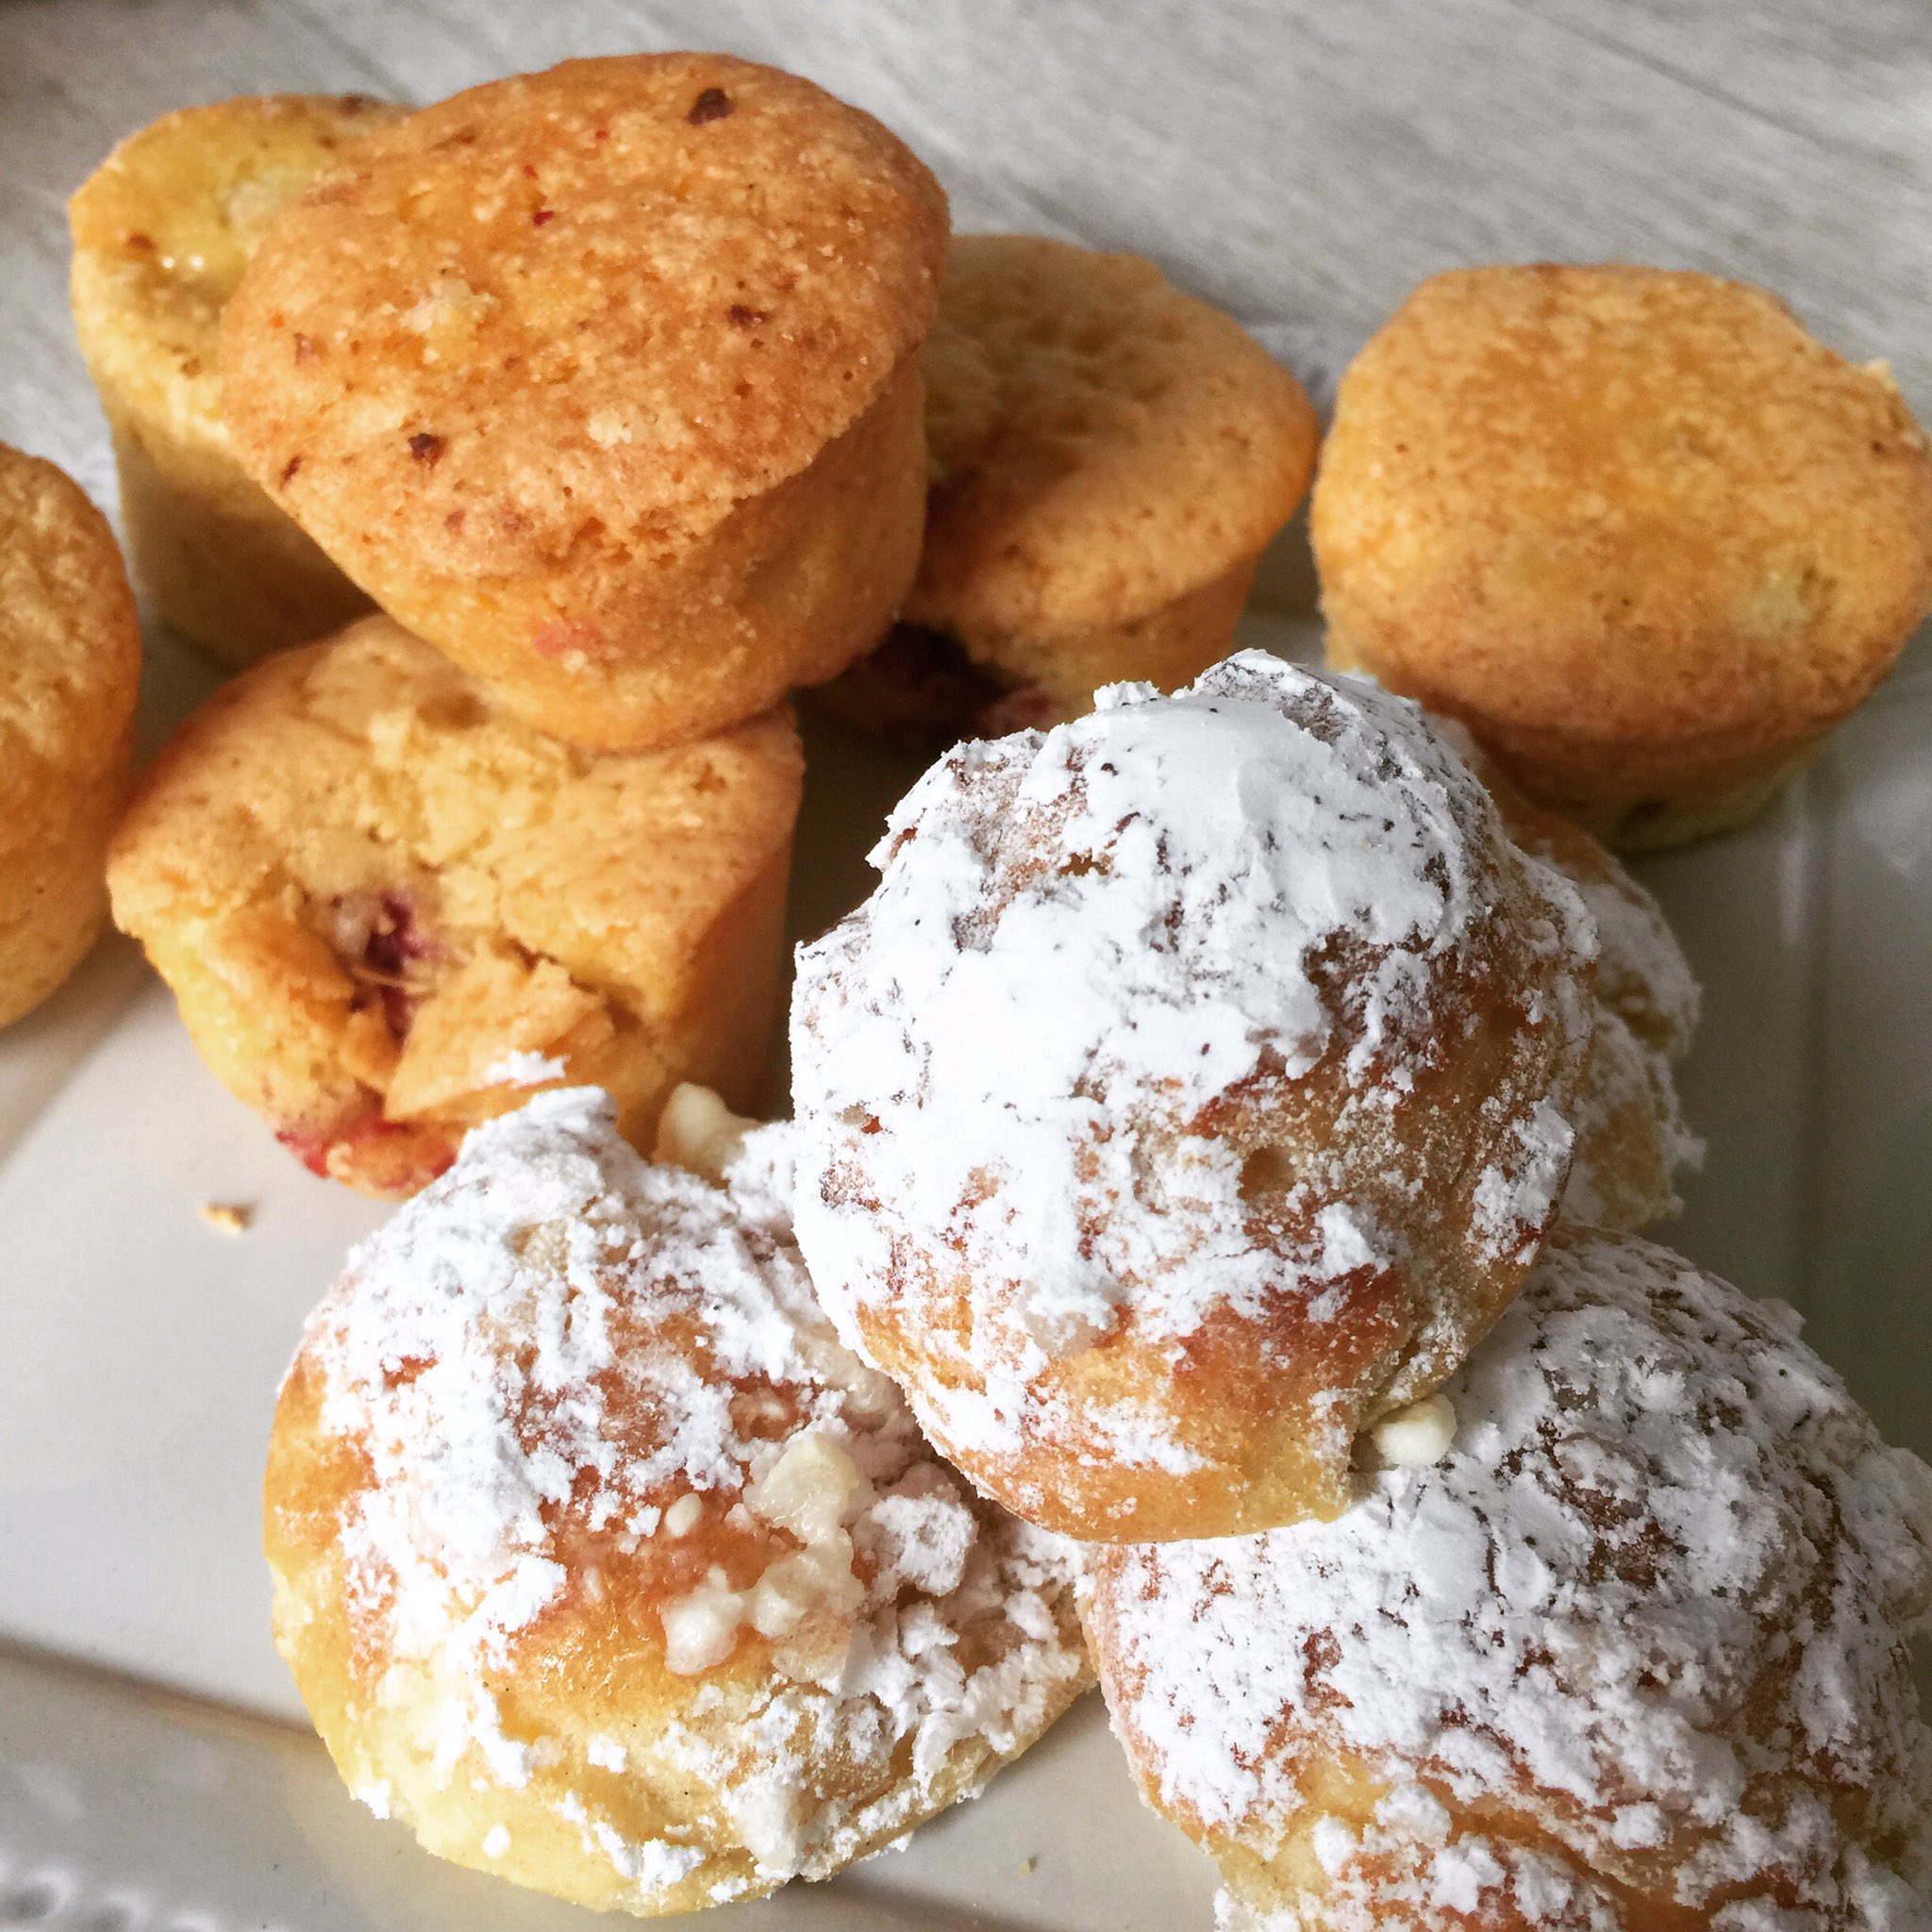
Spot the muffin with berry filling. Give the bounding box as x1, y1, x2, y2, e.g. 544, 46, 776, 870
108, 615, 800, 1194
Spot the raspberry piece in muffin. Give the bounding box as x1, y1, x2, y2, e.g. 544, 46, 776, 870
220, 55, 947, 751
69, 93, 403, 668
107, 615, 801, 1196
0, 442, 142, 1026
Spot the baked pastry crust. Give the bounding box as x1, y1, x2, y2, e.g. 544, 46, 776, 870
69, 93, 399, 667
1088, 1225, 1932, 1932
264, 1092, 1090, 1914
221, 54, 948, 749
791, 653, 1595, 1541
107, 615, 801, 1195
1313, 264, 1932, 848
823, 235, 1317, 746
913, 237, 1315, 683
0, 441, 141, 1026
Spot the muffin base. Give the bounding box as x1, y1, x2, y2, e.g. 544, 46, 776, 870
1328, 616, 1829, 851
107, 408, 371, 670
323, 357, 929, 753
948, 553, 1261, 711
0, 742, 130, 1026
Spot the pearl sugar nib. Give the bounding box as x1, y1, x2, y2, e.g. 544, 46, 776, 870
262, 1089, 1090, 1916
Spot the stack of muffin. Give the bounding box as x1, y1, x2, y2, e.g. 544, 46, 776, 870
783, 651, 1932, 1927
56, 55, 1321, 1198
78, 57, 942, 1192
258, 650, 1932, 1924
7, 43, 1931, 1932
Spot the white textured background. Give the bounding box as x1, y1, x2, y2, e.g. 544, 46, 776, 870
8, 0, 1932, 489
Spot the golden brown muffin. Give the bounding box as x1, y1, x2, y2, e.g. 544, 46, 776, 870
790, 654, 1596, 1542
823, 235, 1319, 748
107, 615, 800, 1197
266, 1091, 1090, 1914
221, 55, 948, 751
1087, 1226, 1932, 1932
69, 93, 402, 669
0, 442, 141, 1026
1313, 265, 1932, 848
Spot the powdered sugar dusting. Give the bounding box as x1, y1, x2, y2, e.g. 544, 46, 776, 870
791, 652, 1595, 1500
481, 1048, 568, 1088
291, 1089, 1089, 1907
720, 1116, 801, 1241
1565, 859, 1701, 1061
1427, 709, 1705, 1230
1092, 1226, 1932, 1927
656, 1515, 1090, 1889
1561, 1005, 1706, 1229
1210, 1832, 1630, 1932
1526, 849, 1704, 1231
1469, 1097, 1573, 1262
315, 1090, 824, 1673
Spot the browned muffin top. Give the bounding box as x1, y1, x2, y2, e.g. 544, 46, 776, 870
1313, 264, 1932, 748
221, 55, 948, 580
